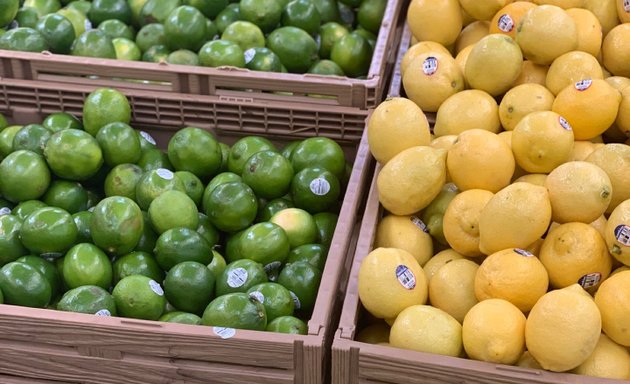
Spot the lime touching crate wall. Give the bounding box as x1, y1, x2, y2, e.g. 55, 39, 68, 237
0, 88, 375, 384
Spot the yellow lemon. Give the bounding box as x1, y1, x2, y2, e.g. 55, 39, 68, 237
455, 21, 490, 53
434, 90, 501, 137
400, 41, 452, 77
423, 248, 465, 282
605, 76, 630, 91
443, 189, 494, 257
540, 222, 613, 290
489, 2, 537, 39
512, 60, 549, 86
526, 284, 602, 372
367, 97, 431, 164
511, 111, 574, 173
475, 248, 549, 313
447, 129, 515, 192
565, 8, 603, 57
463, 299, 526, 365
407, 0, 462, 46
430, 135, 458, 151
454, 45, 474, 86
552, 79, 621, 140
611, 265, 630, 276
572, 333, 630, 379
570, 140, 597, 161
429, 259, 479, 323
375, 215, 433, 266
403, 52, 465, 112
355, 322, 391, 344
590, 214, 608, 239
545, 51, 604, 95
377, 146, 447, 215
515, 5, 578, 65
389, 304, 463, 357
602, 24, 630, 77
545, 161, 613, 223
514, 173, 548, 186
478, 182, 552, 254
517, 351, 544, 369
617, 0, 630, 22
358, 247, 428, 319
605, 199, 630, 266
499, 83, 555, 130
459, 0, 513, 21
594, 270, 630, 346
616, 86, 630, 137
465, 34, 524, 96
532, 0, 584, 8
586, 144, 630, 213
583, 0, 619, 35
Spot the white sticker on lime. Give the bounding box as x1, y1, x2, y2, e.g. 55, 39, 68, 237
558, 116, 572, 131
410, 216, 429, 234
309, 178, 331, 196
575, 79, 592, 91
41, 252, 63, 259
0, 207, 11, 216
84, 19, 92, 31
139, 131, 156, 145
149, 280, 164, 296
497, 14, 514, 33
95, 309, 111, 317
614, 225, 630, 246
227, 267, 248, 288
264, 261, 282, 273
88, 206, 95, 212
446, 183, 458, 193
578, 273, 602, 289
422, 57, 438, 76
290, 291, 301, 310
156, 168, 174, 180
213, 326, 236, 339
244, 48, 256, 64
395, 265, 416, 289
249, 291, 265, 304
514, 248, 534, 257
624, 0, 630, 12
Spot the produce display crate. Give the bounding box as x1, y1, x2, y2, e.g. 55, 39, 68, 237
0, 0, 407, 144
330, 25, 629, 384
0, 83, 376, 384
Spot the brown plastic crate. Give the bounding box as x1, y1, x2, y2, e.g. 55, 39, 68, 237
0, 0, 406, 114
0, 87, 375, 384
331, 25, 629, 384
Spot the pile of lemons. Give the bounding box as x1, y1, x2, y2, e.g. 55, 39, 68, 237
359, 0, 630, 380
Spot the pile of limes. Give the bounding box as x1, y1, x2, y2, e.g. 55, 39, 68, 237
0, 0, 387, 78
357, 0, 630, 380
0, 87, 350, 334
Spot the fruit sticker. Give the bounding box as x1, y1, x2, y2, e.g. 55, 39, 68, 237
156, 168, 174, 180
514, 248, 534, 257
139, 131, 156, 146
213, 326, 236, 339
0, 207, 10, 216
578, 273, 602, 289
149, 280, 164, 296
40, 252, 63, 260
249, 291, 265, 304
625, 0, 630, 12
410, 216, 429, 234
395, 265, 416, 289
227, 267, 249, 288
497, 14, 514, 33
290, 291, 301, 310
574, 79, 592, 91
614, 225, 630, 246
558, 116, 572, 131
309, 178, 331, 196
95, 309, 112, 316
244, 48, 256, 64
84, 19, 92, 32
264, 261, 282, 274
423, 57, 438, 76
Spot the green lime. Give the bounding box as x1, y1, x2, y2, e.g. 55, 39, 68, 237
86, 189, 102, 209
87, 0, 132, 26
214, 2, 240, 34
227, 136, 276, 175
135, 168, 186, 210
57, 285, 117, 316
224, 230, 244, 262
290, 167, 340, 213
244, 47, 284, 72
71, 29, 116, 58
128, 0, 147, 27
112, 275, 166, 320
0, 125, 22, 158
137, 130, 158, 151
154, 227, 212, 271
0, 27, 48, 52
269, 208, 317, 248
0, 150, 51, 203
135, 23, 166, 52
314, 211, 337, 249
357, 0, 385, 34
167, 127, 222, 180
57, 8, 88, 37
35, 12, 76, 54
113, 251, 164, 284
12, 200, 47, 221
201, 292, 266, 330
44, 129, 103, 181
134, 211, 158, 253
19, 207, 77, 257
164, 5, 207, 51
0, 114, 7, 130
91, 196, 144, 256
331, 32, 372, 78
266, 315, 307, 334
42, 112, 83, 132
203, 173, 241, 208
62, 243, 113, 289
221, 20, 265, 51
137, 148, 174, 171
159, 311, 201, 324
318, 22, 348, 59
12, 124, 52, 155
42, 180, 88, 213
113, 37, 142, 60
277, 260, 321, 313
291, 137, 345, 179
239, 0, 281, 33
198, 39, 245, 68
104, 163, 144, 199
72, 210, 93, 243
183, 0, 227, 19
166, 49, 200, 66
23, 0, 61, 17
174, 171, 204, 206
282, 0, 321, 36
0, 215, 27, 266
148, 190, 199, 234
138, 0, 180, 25
14, 7, 39, 29
0, 0, 19, 28
82, 88, 131, 136
17, 255, 62, 299
207, 249, 226, 278
204, 181, 257, 233
0, 262, 51, 308
311, 0, 340, 23
196, 212, 220, 247
286, 243, 326, 270
280, 141, 300, 162
98, 18, 136, 40
238, 222, 290, 268
267, 26, 318, 73
308, 59, 345, 76
247, 282, 294, 322
164, 261, 215, 314
216, 259, 267, 296
142, 44, 170, 61
95, 122, 142, 166
218, 142, 230, 171
353, 27, 377, 50
242, 150, 293, 199
257, 197, 293, 222
337, 0, 354, 28
205, 18, 218, 40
